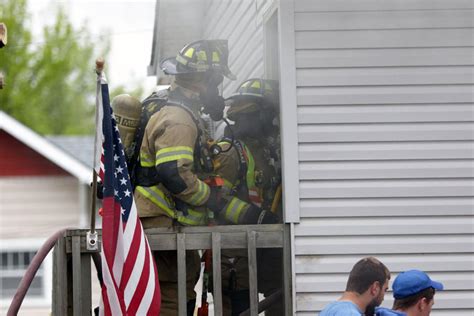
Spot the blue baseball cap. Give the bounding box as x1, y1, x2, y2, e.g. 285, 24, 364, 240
393, 270, 444, 299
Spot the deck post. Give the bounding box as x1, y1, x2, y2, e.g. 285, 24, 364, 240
177, 233, 187, 316
52, 234, 72, 315
247, 230, 258, 316
71, 235, 92, 316
212, 232, 222, 314
283, 224, 293, 315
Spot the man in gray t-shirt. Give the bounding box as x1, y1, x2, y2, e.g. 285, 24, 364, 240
319, 257, 391, 316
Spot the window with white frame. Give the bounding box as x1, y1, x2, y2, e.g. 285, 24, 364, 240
0, 240, 52, 306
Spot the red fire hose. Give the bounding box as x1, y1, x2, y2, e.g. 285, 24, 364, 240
7, 228, 68, 316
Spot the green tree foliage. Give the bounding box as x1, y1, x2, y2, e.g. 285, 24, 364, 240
0, 0, 112, 135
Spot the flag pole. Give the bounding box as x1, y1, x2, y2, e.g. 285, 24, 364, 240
87, 58, 105, 251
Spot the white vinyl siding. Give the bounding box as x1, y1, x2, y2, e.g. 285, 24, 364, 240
0, 176, 83, 239
291, 0, 474, 315
203, 0, 276, 96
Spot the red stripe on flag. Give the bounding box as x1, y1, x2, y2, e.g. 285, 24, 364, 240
119, 218, 142, 291
127, 238, 151, 314
101, 197, 121, 270
101, 285, 111, 316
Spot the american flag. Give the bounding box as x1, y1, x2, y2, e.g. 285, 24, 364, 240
95, 72, 161, 315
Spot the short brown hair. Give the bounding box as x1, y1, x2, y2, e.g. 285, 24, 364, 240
393, 287, 435, 310
346, 257, 390, 294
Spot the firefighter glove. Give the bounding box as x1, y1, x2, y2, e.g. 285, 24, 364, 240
206, 186, 226, 214
242, 204, 279, 224
95, 181, 104, 200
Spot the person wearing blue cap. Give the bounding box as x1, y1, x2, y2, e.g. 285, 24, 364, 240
376, 270, 444, 316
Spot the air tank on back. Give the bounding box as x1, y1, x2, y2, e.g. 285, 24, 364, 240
111, 94, 142, 159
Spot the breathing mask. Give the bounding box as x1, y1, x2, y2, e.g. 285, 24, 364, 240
201, 72, 225, 121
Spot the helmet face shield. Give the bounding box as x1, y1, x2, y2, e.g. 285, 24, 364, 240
160, 39, 236, 80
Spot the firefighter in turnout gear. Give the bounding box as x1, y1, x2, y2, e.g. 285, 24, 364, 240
213, 79, 283, 315
132, 39, 236, 315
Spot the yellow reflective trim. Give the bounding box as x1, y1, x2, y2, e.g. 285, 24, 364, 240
223, 178, 233, 190
224, 197, 247, 224
156, 154, 194, 166
155, 146, 194, 166
217, 141, 230, 147
212, 51, 220, 62
244, 144, 256, 189
156, 146, 194, 156
140, 152, 154, 167
187, 180, 210, 205
184, 47, 194, 58
137, 186, 207, 226
176, 54, 189, 66
177, 216, 197, 226
196, 50, 207, 62
250, 80, 261, 89
177, 208, 207, 226
136, 186, 175, 218
224, 198, 238, 222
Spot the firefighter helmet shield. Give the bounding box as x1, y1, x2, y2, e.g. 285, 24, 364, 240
160, 40, 236, 80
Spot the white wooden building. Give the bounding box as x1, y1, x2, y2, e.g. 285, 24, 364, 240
148, 0, 474, 314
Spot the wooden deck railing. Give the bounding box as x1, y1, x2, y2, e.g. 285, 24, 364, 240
52, 224, 292, 315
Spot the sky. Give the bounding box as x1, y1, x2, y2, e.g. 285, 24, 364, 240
28, 0, 158, 94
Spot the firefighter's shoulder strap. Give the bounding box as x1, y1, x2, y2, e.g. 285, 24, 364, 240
218, 138, 251, 200
128, 90, 170, 187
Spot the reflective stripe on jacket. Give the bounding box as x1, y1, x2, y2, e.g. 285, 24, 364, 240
243, 144, 262, 207
136, 185, 207, 226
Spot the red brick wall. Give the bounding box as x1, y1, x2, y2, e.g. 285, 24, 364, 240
0, 131, 68, 176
